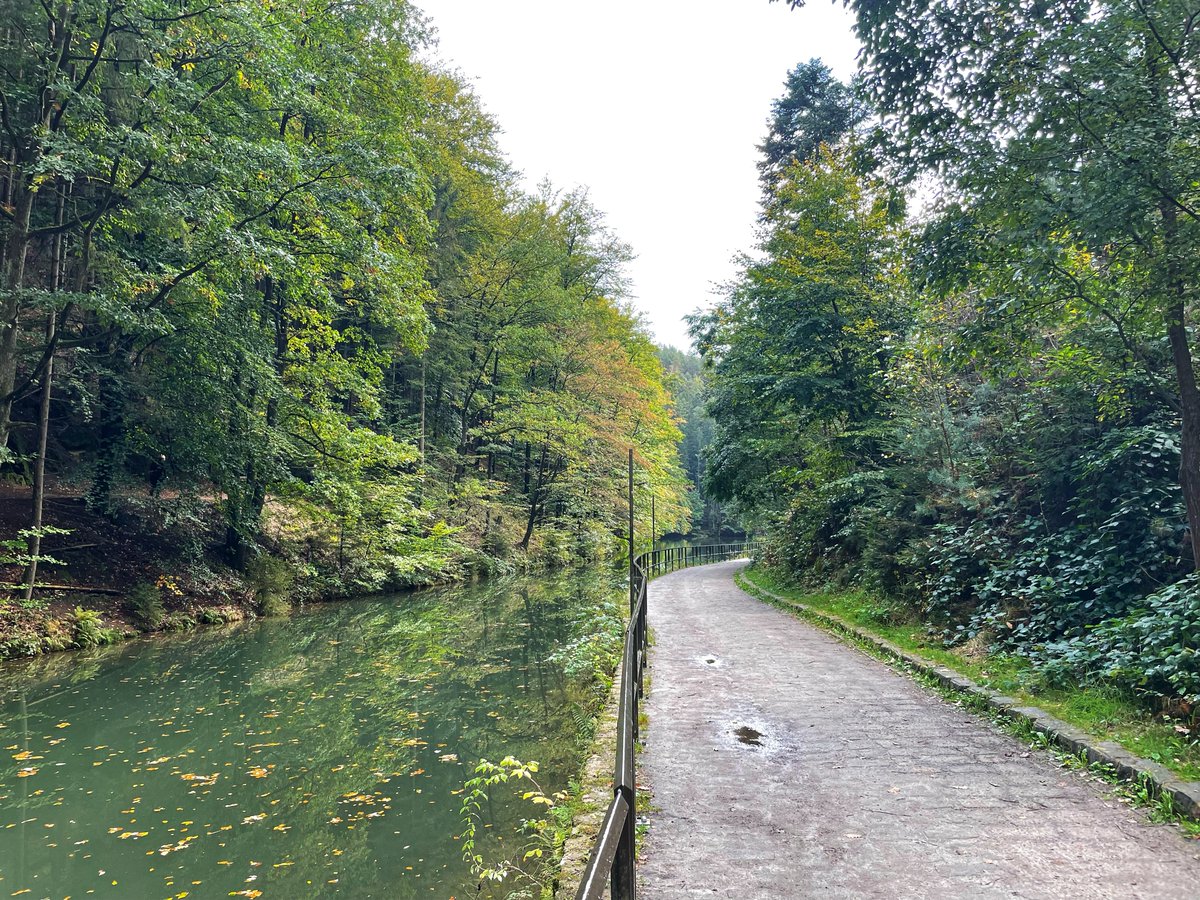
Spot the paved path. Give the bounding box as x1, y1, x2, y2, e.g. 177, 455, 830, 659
639, 560, 1200, 899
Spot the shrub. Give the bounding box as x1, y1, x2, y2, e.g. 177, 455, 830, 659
1039, 575, 1200, 705
249, 555, 294, 617
42, 617, 74, 652
160, 612, 197, 632
481, 527, 511, 560
127, 582, 165, 630
198, 607, 228, 625
0, 631, 43, 658
72, 606, 118, 649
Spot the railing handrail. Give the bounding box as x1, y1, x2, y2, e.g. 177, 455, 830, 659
573, 540, 761, 900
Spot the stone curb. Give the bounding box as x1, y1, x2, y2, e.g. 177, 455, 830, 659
743, 578, 1200, 822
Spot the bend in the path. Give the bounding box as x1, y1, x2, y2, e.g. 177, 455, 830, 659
640, 560, 1200, 899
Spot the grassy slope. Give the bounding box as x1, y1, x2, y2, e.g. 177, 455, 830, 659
741, 566, 1200, 783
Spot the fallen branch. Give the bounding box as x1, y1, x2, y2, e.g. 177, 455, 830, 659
14, 583, 122, 595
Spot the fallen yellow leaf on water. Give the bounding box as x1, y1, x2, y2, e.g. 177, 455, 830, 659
179, 773, 218, 786
56, 722, 70, 729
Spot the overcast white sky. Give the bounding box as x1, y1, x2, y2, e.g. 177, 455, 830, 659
415, 1, 861, 350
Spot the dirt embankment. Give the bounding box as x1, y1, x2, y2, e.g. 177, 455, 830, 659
1, 488, 253, 659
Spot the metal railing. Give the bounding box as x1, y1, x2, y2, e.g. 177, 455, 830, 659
574, 541, 759, 900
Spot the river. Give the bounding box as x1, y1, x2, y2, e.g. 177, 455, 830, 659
0, 569, 622, 899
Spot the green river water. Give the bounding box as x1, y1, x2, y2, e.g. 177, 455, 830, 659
0, 570, 621, 899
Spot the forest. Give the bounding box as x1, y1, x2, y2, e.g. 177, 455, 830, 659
0, 0, 693, 655
696, 1, 1200, 718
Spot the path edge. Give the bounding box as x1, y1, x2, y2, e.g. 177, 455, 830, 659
738, 574, 1200, 821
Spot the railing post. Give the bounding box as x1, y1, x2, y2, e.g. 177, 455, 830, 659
628, 449, 635, 615
638, 583, 647, 698
613, 621, 638, 900
612, 783, 636, 900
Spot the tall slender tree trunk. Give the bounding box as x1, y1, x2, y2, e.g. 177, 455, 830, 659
21, 189, 64, 600
21, 311, 55, 599
0, 184, 34, 452
418, 355, 426, 457
518, 445, 549, 550
1168, 310, 1200, 570
1161, 201, 1200, 570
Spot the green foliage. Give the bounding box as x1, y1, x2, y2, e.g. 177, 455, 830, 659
657, 346, 736, 537
71, 607, 119, 650
248, 556, 294, 617
1042, 576, 1200, 706
550, 586, 624, 700
197, 607, 240, 626
126, 582, 165, 631
459, 756, 565, 897
758, 58, 867, 189
0, 527, 71, 595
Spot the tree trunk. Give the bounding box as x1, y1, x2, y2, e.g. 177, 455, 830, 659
1161, 199, 1200, 571
1168, 310, 1200, 570
520, 491, 539, 551
418, 354, 426, 457
20, 189, 64, 600
19, 184, 66, 600
0, 184, 35, 452
20, 312, 55, 600
518, 445, 549, 551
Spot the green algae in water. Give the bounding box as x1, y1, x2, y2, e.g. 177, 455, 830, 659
0, 571, 622, 898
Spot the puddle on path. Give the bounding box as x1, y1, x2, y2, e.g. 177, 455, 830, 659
734, 725, 764, 747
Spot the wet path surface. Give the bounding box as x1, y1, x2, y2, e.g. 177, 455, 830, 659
639, 560, 1200, 899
